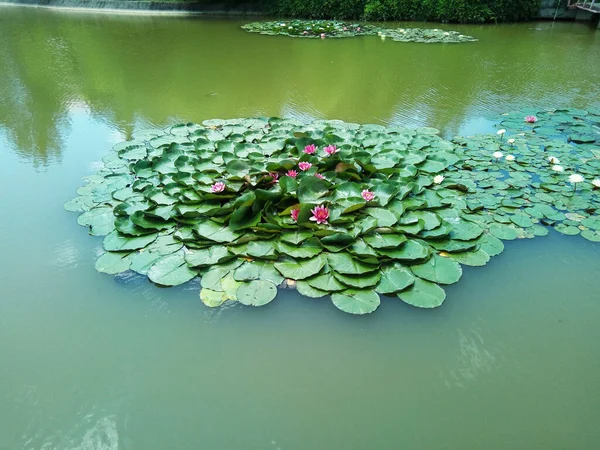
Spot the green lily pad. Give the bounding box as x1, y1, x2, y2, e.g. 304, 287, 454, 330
331, 290, 380, 315
376, 265, 415, 294
327, 252, 377, 275
95, 251, 135, 274
410, 254, 462, 285
236, 280, 277, 306
274, 255, 327, 280
200, 288, 228, 307
397, 278, 446, 308
148, 251, 198, 286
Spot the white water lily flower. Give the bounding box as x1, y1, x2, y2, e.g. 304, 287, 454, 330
433, 175, 445, 184
506, 155, 516, 161
280, 23, 286, 26
548, 156, 560, 164
569, 174, 584, 184
492, 151, 504, 159
497, 129, 506, 136
289, 26, 293, 29
380, 34, 386, 41
552, 165, 564, 172
507, 138, 515, 145
592, 179, 600, 188
443, 32, 449, 36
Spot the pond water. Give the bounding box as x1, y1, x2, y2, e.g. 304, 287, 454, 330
1, 7, 600, 450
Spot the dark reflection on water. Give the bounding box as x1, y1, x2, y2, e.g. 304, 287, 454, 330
0, 8, 599, 167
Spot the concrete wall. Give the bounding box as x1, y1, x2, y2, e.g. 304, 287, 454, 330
0, 0, 263, 14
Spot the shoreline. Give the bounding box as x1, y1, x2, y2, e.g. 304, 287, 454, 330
0, 0, 583, 21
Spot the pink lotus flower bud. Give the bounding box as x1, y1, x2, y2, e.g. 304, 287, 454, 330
291, 208, 300, 222
323, 144, 338, 156
525, 115, 537, 123
309, 205, 329, 225
211, 182, 225, 193
298, 162, 312, 171
286, 170, 298, 178
304, 144, 316, 154
361, 190, 375, 201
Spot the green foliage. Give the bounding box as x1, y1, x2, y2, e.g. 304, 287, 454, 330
66, 109, 600, 314
266, 0, 541, 23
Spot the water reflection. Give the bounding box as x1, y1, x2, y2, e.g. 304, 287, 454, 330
0, 7, 599, 167
441, 320, 501, 389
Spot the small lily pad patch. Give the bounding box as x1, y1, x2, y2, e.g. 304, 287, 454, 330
242, 20, 478, 44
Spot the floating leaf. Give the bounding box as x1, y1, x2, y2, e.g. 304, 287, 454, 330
200, 288, 228, 307
306, 273, 347, 292
334, 270, 381, 288
185, 246, 232, 267
148, 251, 198, 286
274, 255, 327, 280
328, 252, 377, 275
236, 280, 277, 306
103, 231, 158, 251
331, 290, 380, 314
376, 265, 415, 294
95, 251, 135, 274
410, 254, 462, 285
397, 278, 446, 308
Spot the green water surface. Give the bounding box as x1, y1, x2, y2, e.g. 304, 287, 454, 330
1, 7, 600, 450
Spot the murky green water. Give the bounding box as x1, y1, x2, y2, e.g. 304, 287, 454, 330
1, 7, 600, 449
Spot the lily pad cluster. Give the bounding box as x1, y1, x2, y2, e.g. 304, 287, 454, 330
66, 110, 599, 314
241, 20, 477, 44
450, 108, 600, 242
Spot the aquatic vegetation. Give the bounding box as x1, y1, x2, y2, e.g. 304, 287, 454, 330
241, 20, 478, 44
66, 109, 600, 314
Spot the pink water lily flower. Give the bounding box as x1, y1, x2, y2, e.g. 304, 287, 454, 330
269, 172, 279, 183
291, 208, 300, 222
298, 162, 312, 171
304, 144, 316, 154
343, 27, 348, 31
310, 205, 329, 225
315, 173, 325, 179
323, 144, 338, 156
525, 115, 537, 123
361, 190, 375, 201
302, 31, 308, 35
211, 182, 225, 193
357, 27, 361, 31
320, 33, 326, 39
286, 170, 298, 178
